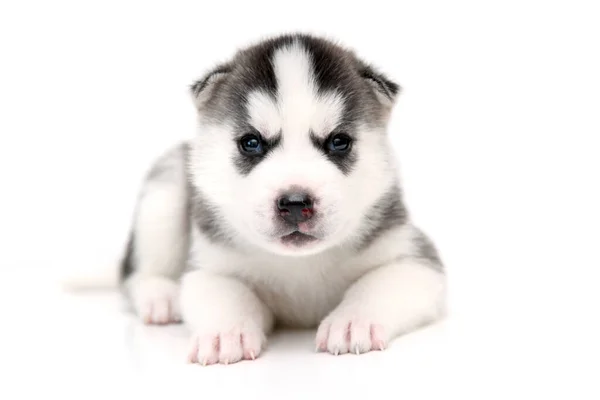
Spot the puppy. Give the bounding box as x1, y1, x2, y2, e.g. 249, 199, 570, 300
120, 33, 446, 365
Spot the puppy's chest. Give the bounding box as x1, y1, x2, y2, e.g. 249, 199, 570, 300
198, 251, 365, 328
247, 261, 357, 328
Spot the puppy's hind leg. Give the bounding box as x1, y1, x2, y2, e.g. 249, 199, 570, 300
120, 143, 191, 325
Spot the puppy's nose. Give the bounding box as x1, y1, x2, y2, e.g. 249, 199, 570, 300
277, 193, 314, 224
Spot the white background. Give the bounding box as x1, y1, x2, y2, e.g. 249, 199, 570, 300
1, 0, 599, 398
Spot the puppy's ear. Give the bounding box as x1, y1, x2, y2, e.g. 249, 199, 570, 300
190, 65, 231, 110
360, 66, 401, 107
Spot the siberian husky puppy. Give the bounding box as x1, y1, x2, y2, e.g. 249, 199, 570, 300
120, 33, 445, 365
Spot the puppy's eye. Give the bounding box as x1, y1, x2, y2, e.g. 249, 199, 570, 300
327, 134, 352, 153
239, 134, 263, 155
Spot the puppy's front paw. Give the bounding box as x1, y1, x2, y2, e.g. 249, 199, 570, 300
188, 323, 265, 366
130, 276, 182, 325
316, 311, 387, 356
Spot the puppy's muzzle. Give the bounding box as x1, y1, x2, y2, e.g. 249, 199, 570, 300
277, 192, 314, 224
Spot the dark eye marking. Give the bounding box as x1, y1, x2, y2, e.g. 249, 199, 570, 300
238, 133, 264, 155
310, 131, 357, 175
233, 129, 281, 175
326, 133, 353, 153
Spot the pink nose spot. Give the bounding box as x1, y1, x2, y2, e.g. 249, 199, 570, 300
301, 208, 313, 218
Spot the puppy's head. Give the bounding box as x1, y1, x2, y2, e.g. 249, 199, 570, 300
188, 34, 401, 255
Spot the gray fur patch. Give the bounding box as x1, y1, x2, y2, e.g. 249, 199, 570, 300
188, 185, 235, 245
119, 228, 136, 282
411, 228, 444, 273
182, 144, 236, 245
119, 142, 190, 283
355, 185, 408, 250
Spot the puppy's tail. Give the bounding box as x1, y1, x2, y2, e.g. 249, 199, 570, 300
60, 261, 121, 292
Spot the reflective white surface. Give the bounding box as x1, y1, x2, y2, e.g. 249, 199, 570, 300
3, 266, 597, 400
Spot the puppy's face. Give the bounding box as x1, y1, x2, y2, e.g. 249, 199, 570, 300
189, 35, 401, 255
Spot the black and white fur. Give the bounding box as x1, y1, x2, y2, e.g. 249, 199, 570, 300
120, 34, 446, 365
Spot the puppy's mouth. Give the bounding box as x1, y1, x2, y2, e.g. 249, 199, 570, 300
280, 231, 318, 247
